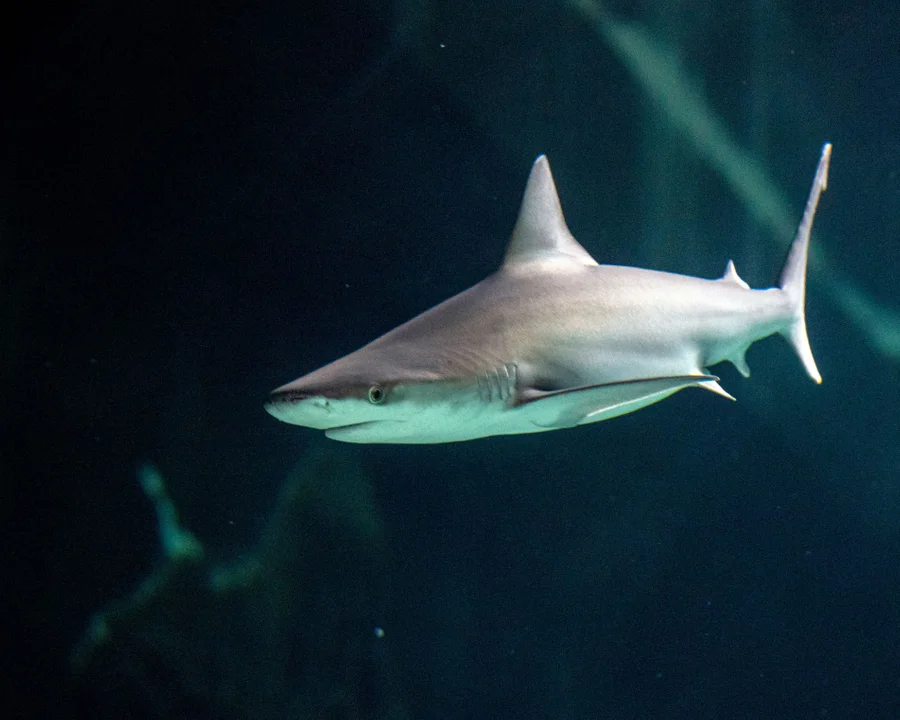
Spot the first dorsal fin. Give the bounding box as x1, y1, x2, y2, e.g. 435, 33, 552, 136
502, 155, 599, 270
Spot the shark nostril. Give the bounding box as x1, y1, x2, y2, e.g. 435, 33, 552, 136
269, 389, 310, 405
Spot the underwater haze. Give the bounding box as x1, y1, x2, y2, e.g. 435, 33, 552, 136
5, 0, 900, 718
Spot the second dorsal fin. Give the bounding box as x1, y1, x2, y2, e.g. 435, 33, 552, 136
719, 260, 750, 289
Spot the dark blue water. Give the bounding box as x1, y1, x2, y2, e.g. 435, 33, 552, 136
6, 1, 899, 717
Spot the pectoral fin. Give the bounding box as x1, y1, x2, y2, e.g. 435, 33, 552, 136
519, 375, 718, 429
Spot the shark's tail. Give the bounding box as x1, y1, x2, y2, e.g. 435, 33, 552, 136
778, 143, 830, 384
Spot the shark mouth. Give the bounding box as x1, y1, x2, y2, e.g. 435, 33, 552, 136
323, 420, 383, 441
326, 421, 376, 431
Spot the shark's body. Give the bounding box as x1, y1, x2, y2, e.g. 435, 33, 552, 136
267, 145, 830, 443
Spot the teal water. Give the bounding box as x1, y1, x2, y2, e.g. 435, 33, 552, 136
6, 1, 899, 717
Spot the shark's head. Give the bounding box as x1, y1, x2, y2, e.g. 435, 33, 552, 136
266, 372, 390, 429
265, 340, 493, 443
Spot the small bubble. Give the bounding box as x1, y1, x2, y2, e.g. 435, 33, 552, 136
374, 627, 385, 638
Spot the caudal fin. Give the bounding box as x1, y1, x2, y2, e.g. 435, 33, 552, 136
778, 143, 830, 384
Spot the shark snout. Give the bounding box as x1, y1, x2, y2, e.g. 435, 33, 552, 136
267, 388, 320, 405
265, 387, 335, 425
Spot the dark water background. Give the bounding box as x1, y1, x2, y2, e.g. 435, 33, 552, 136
5, 0, 900, 718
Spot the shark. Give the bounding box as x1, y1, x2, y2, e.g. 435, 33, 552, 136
266, 144, 831, 443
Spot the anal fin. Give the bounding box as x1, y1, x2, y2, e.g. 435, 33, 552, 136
728, 349, 751, 378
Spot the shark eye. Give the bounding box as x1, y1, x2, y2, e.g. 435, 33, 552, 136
367, 385, 386, 404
